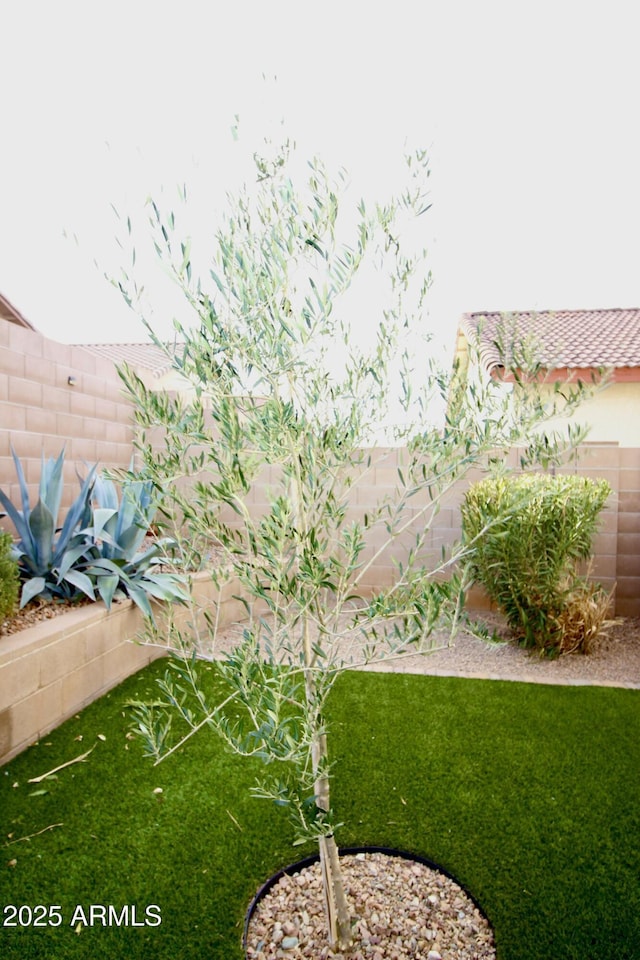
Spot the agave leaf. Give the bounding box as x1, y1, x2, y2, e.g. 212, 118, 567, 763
123, 540, 162, 571
137, 574, 188, 603
116, 487, 139, 534
10, 444, 31, 525
88, 557, 127, 575
57, 541, 96, 578
94, 511, 122, 560
61, 569, 96, 601
91, 508, 119, 541
92, 476, 155, 561
118, 523, 148, 557
55, 465, 97, 559
29, 500, 55, 572
136, 481, 155, 515
0, 487, 30, 547
95, 572, 120, 610
40, 448, 65, 521
13, 545, 38, 575
121, 483, 155, 544
93, 474, 119, 511
126, 583, 153, 619
20, 576, 47, 608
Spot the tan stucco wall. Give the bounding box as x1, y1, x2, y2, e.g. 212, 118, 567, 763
561, 381, 640, 447
455, 328, 640, 447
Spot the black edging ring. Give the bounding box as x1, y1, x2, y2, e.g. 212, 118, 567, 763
242, 845, 492, 952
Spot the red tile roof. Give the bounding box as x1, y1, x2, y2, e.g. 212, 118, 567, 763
461, 308, 640, 371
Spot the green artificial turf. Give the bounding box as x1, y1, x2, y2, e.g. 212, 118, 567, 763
0, 662, 638, 959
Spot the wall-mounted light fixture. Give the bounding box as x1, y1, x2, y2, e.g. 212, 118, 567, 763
67, 375, 77, 386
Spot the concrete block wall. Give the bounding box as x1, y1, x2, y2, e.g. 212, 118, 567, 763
290, 444, 625, 604
0, 600, 159, 764
0, 317, 135, 529
617, 447, 640, 616
172, 440, 637, 615
0, 573, 243, 765
3, 317, 634, 619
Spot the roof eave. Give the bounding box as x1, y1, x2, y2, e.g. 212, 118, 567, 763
0, 292, 36, 330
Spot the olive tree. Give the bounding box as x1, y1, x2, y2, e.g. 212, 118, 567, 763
117, 141, 590, 950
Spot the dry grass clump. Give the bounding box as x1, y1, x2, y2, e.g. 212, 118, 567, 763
546, 580, 615, 656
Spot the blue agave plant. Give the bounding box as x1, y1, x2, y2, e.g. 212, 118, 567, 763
0, 448, 186, 618
0, 447, 97, 607
80, 474, 187, 618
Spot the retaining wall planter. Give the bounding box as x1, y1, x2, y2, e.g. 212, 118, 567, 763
0, 572, 246, 766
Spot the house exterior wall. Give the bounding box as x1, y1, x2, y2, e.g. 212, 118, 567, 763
0, 317, 135, 530
454, 326, 640, 447
542, 380, 640, 447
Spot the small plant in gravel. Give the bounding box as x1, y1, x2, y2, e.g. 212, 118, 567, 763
117, 137, 592, 951
461, 473, 612, 655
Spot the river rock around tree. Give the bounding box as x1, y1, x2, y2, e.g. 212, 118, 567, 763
245, 851, 495, 959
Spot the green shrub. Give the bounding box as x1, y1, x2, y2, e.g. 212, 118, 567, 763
461, 473, 612, 655
0, 531, 19, 622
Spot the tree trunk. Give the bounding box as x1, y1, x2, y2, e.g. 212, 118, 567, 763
293, 466, 352, 950
313, 730, 352, 950
319, 833, 352, 950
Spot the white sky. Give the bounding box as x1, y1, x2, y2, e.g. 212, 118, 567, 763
1, 1, 639, 354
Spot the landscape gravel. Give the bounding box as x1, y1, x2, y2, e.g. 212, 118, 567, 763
361, 612, 640, 689
206, 610, 640, 690
245, 851, 495, 960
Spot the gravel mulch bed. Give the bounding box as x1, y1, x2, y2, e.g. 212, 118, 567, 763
0, 596, 95, 637
372, 612, 640, 689
245, 851, 495, 960
203, 611, 640, 690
